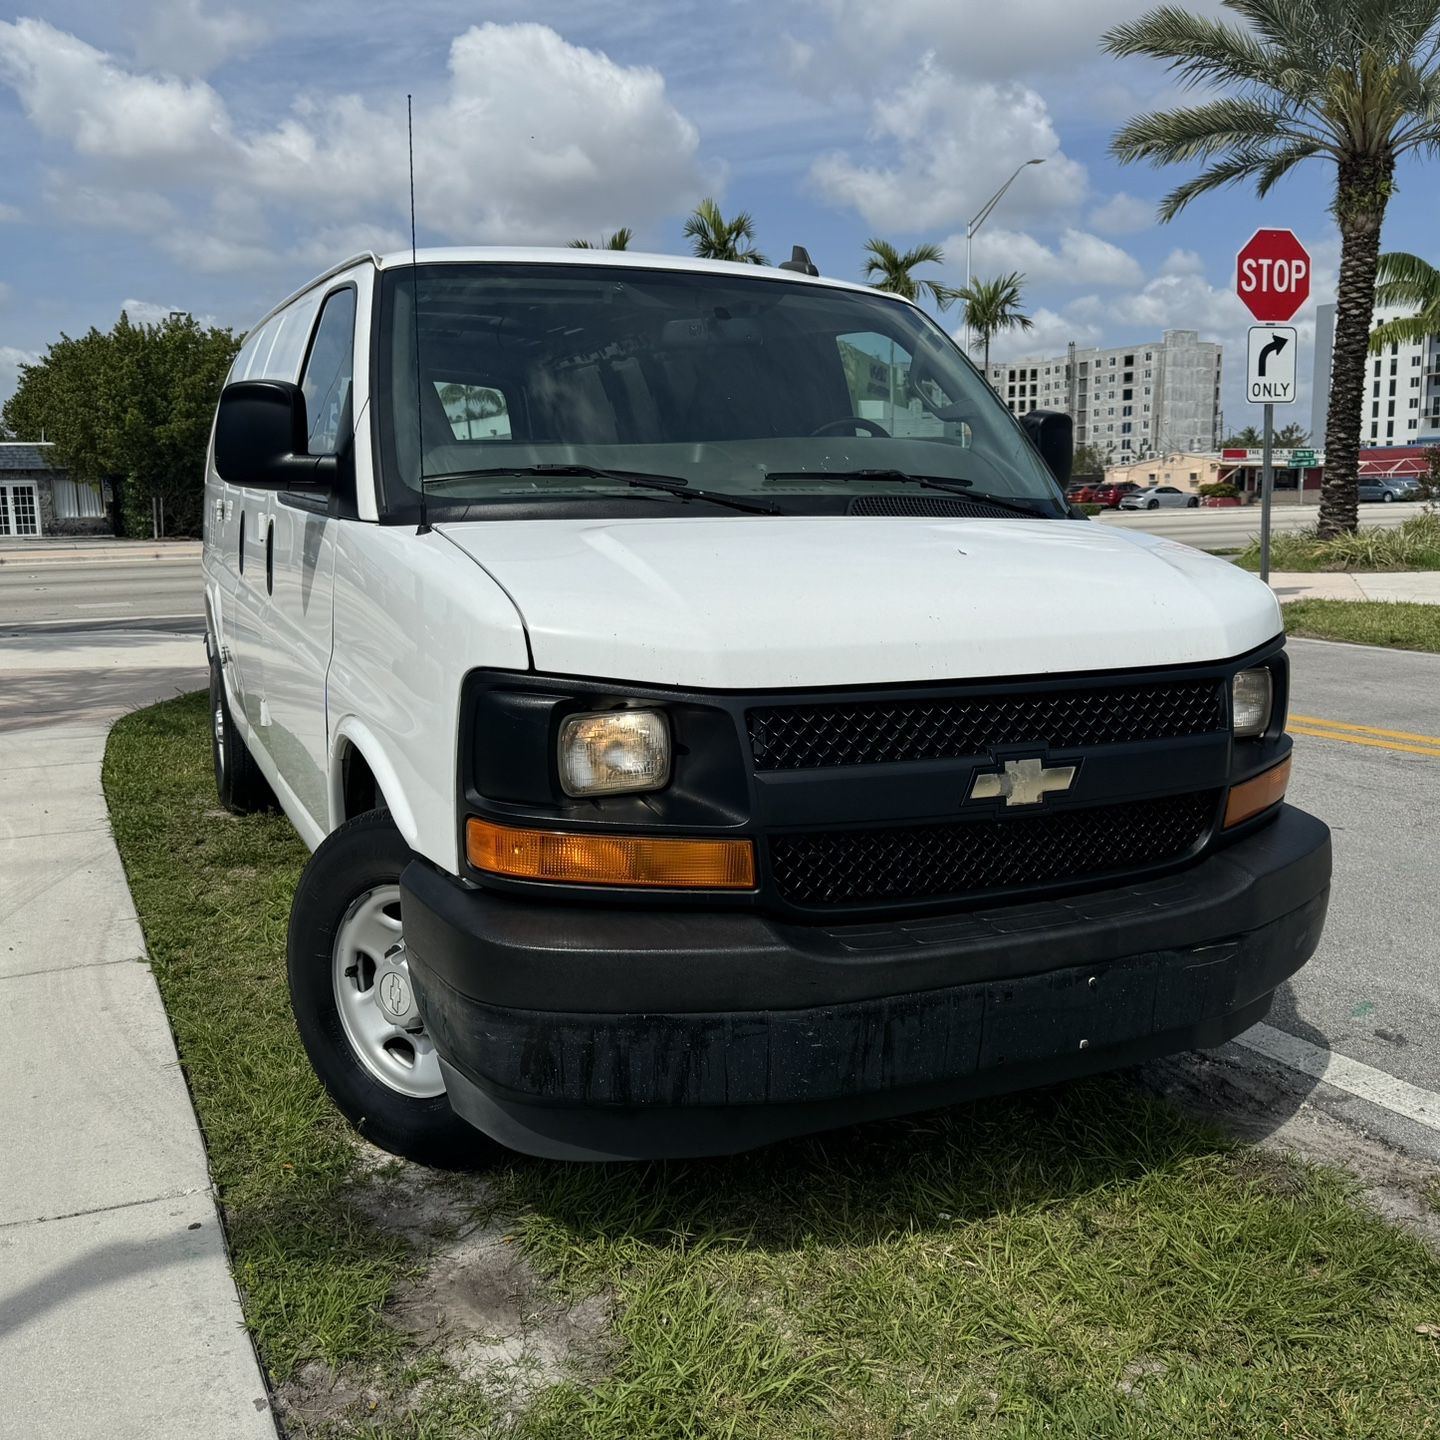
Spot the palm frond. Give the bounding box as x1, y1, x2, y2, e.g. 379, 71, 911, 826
1154, 147, 1287, 220
1254, 140, 1325, 196
1101, 6, 1282, 89
1369, 313, 1440, 349
1375, 250, 1440, 303
1112, 96, 1321, 166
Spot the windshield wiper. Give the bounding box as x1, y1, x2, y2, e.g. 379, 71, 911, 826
763, 468, 1050, 518
422, 463, 780, 516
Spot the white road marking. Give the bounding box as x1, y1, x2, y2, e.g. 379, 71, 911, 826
1237, 1021, 1440, 1132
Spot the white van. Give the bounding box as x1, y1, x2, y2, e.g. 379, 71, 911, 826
202, 247, 1330, 1164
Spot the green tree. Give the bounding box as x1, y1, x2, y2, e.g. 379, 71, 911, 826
567, 227, 634, 250
1072, 442, 1108, 477
861, 240, 960, 309
2, 310, 240, 537
683, 198, 767, 265
1222, 425, 1264, 448
1370, 251, 1440, 348
1224, 422, 1310, 448
955, 272, 1034, 370
1103, 1, 1440, 538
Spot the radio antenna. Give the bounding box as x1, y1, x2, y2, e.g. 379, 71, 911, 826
408, 94, 430, 535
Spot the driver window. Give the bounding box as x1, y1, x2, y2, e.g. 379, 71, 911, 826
301, 288, 356, 455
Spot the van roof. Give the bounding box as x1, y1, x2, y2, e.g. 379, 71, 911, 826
252, 245, 900, 331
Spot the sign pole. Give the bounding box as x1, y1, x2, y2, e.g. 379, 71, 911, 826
1260, 403, 1274, 583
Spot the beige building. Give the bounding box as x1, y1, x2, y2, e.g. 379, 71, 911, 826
1103, 452, 1227, 494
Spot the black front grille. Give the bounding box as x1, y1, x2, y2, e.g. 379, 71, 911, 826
768, 792, 1218, 908
748, 680, 1225, 771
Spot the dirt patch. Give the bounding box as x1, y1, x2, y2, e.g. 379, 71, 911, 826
276, 1157, 613, 1432
387, 1221, 613, 1407
1144, 1048, 1440, 1252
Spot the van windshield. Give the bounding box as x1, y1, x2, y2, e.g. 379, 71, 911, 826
374, 262, 1064, 518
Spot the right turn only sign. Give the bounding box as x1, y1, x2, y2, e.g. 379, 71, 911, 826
1246, 325, 1297, 405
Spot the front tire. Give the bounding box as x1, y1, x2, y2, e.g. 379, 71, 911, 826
1147, 499, 1159, 510
210, 653, 274, 814
1382, 491, 1394, 503
286, 809, 486, 1168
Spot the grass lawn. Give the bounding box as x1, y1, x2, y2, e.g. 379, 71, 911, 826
1284, 599, 1440, 653
106, 692, 1440, 1438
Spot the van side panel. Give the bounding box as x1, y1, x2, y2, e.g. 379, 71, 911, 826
329, 524, 530, 871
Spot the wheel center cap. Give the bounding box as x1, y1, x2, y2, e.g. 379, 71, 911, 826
378, 971, 411, 1020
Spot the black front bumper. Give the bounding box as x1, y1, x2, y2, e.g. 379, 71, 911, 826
402, 806, 1330, 1160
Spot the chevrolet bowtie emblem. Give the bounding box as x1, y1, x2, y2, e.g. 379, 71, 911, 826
968, 757, 1077, 807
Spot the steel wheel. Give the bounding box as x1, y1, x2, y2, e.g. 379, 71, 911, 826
331, 885, 445, 1099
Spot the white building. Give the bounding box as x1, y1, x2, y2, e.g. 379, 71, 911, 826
984, 330, 1223, 461
1310, 300, 1440, 448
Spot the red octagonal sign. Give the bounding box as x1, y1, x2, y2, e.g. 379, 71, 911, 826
1236, 228, 1311, 323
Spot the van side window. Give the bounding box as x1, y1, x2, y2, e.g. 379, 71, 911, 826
301, 288, 357, 455
435, 382, 511, 440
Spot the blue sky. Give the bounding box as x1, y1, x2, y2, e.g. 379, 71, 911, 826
1, 0, 1436, 434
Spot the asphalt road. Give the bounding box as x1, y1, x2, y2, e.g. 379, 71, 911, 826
0, 554, 203, 629
1096, 498, 1430, 549
1279, 637, 1440, 1091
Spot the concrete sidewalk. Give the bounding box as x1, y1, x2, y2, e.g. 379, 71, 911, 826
1268, 570, 1440, 605
0, 537, 203, 565
0, 628, 276, 1439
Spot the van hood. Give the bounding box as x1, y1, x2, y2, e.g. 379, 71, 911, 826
434, 516, 1280, 689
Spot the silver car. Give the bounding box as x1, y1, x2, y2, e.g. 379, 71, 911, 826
1119, 485, 1200, 511
1358, 478, 1424, 503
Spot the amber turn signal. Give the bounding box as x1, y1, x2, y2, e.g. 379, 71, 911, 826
466, 818, 756, 889
1224, 755, 1291, 829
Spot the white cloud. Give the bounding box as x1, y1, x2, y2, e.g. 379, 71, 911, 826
962, 226, 1142, 289
0, 202, 18, 222
0, 345, 39, 410
810, 53, 1086, 232
1087, 192, 1154, 235
132, 0, 265, 76
0, 18, 706, 272
0, 281, 10, 305
0, 19, 233, 172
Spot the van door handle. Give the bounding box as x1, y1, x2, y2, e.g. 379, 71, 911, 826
265, 517, 275, 596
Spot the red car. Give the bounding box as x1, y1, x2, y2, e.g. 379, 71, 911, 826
1066, 481, 1105, 504
1090, 482, 1141, 509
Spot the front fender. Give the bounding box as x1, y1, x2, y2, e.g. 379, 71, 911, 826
329, 717, 420, 849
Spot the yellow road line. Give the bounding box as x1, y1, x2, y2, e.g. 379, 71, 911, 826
1289, 724, 1440, 758
1290, 713, 1440, 746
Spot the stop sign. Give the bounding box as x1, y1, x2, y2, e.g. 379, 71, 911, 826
1236, 229, 1311, 323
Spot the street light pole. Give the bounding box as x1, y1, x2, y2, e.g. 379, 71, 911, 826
964, 157, 1045, 363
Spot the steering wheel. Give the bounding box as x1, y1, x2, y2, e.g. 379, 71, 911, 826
809, 416, 890, 438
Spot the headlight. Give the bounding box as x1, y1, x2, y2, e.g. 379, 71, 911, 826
1231, 668, 1273, 738
558, 709, 671, 796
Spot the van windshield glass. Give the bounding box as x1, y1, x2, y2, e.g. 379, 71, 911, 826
375, 263, 1063, 516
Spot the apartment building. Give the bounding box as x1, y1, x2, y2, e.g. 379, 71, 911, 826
984, 330, 1223, 461
1310, 300, 1440, 447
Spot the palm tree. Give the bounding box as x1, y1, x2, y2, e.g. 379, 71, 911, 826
683, 199, 767, 265
567, 228, 634, 251
861, 240, 960, 309
1102, 2, 1440, 538
955, 273, 1034, 371
1370, 251, 1440, 348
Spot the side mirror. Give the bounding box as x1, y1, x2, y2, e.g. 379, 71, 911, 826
1020, 408, 1073, 487
213, 380, 336, 490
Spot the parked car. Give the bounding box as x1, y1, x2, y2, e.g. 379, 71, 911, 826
1119, 485, 1201, 511
202, 247, 1329, 1165
1089, 482, 1141, 508
1358, 477, 1424, 503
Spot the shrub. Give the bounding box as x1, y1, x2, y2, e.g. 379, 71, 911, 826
1237, 512, 1440, 572
1199, 480, 1240, 499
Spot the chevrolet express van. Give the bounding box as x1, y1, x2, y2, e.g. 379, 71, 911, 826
202, 247, 1330, 1164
